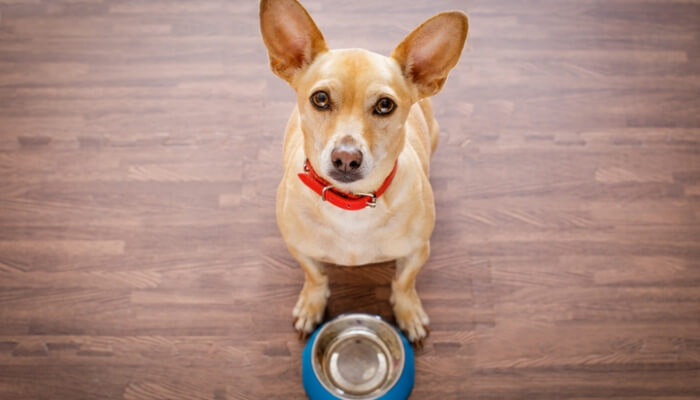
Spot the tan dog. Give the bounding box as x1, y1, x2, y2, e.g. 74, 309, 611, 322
260, 0, 468, 343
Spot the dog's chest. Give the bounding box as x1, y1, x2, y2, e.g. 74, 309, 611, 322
298, 205, 421, 265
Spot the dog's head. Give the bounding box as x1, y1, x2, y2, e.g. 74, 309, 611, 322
260, 0, 468, 190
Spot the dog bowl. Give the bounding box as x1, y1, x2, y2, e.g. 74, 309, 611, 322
302, 313, 414, 400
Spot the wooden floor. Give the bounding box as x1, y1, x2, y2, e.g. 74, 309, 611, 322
1, 0, 699, 399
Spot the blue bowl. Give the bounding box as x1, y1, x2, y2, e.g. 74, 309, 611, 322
302, 314, 414, 400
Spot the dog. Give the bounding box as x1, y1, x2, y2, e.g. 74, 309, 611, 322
259, 0, 468, 343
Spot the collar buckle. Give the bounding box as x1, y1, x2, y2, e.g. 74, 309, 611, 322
356, 192, 377, 208
321, 185, 333, 202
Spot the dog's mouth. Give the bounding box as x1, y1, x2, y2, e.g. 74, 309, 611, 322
329, 170, 363, 183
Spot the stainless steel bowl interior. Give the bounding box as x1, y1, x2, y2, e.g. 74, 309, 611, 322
311, 314, 405, 400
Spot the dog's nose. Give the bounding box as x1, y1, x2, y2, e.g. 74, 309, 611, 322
331, 147, 363, 172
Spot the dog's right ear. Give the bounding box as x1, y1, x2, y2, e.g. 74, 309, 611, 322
260, 0, 328, 83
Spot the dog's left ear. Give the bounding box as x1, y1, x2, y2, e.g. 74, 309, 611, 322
260, 0, 328, 83
392, 11, 469, 98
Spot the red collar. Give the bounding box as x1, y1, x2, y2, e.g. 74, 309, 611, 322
297, 159, 398, 210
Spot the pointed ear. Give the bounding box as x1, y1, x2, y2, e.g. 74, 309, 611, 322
260, 0, 328, 83
391, 11, 468, 98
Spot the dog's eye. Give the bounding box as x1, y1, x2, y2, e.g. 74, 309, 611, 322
310, 91, 331, 110
374, 97, 395, 116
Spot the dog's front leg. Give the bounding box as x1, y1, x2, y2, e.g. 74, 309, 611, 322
392, 243, 431, 344
290, 250, 329, 338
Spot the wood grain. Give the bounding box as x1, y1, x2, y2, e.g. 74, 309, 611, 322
1, 0, 699, 398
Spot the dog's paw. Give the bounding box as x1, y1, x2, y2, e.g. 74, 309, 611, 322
292, 284, 329, 339
391, 290, 430, 344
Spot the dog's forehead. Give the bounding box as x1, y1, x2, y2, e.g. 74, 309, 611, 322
306, 49, 402, 88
